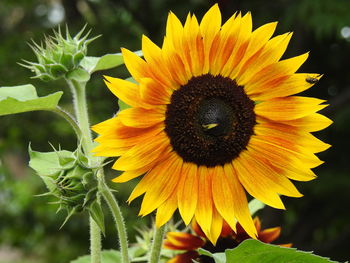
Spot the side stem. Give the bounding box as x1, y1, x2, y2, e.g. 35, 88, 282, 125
50, 106, 82, 140
148, 224, 166, 263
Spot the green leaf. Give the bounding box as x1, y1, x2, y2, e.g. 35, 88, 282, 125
0, 84, 62, 116
198, 249, 225, 263
29, 146, 75, 177
80, 50, 142, 73
248, 199, 265, 216
225, 239, 339, 263
88, 200, 105, 235
70, 250, 121, 263
66, 68, 91, 82
29, 146, 76, 193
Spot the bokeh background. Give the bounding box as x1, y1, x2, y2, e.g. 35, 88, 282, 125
0, 0, 349, 262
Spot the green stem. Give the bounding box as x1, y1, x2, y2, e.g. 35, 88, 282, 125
67, 79, 94, 155
67, 78, 130, 263
99, 177, 130, 263
148, 224, 166, 263
67, 79, 101, 263
90, 215, 102, 263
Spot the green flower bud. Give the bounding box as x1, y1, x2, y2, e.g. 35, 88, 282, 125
21, 25, 99, 82
29, 145, 104, 233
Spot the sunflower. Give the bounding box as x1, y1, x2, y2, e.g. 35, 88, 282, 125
164, 217, 291, 263
92, 4, 331, 243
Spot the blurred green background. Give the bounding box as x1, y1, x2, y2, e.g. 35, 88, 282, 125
0, 0, 349, 262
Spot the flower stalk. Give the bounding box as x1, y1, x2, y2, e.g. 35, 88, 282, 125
99, 177, 130, 263
149, 224, 166, 263
67, 78, 129, 263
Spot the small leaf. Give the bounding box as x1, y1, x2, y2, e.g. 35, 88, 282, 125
88, 200, 105, 235
66, 68, 91, 82
70, 250, 121, 263
0, 85, 62, 116
248, 199, 265, 216
225, 239, 339, 263
80, 50, 142, 73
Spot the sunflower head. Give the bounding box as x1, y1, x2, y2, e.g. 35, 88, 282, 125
92, 4, 332, 244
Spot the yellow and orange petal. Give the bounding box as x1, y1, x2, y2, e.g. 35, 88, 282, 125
92, 4, 331, 244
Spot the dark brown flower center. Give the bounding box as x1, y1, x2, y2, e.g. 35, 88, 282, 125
165, 74, 256, 167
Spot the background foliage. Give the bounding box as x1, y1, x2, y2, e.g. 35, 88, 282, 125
0, 0, 349, 262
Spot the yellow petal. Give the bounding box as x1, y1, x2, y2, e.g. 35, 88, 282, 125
281, 113, 333, 132
142, 35, 175, 87
200, 4, 222, 73
113, 134, 170, 171
239, 32, 292, 87
177, 162, 198, 225
245, 52, 309, 90
91, 117, 120, 134
206, 207, 223, 244
212, 165, 237, 232
139, 153, 182, 216
234, 22, 278, 82
127, 152, 173, 202
255, 96, 327, 121
139, 77, 172, 105
155, 193, 178, 227
249, 73, 322, 100
118, 106, 165, 128
112, 164, 152, 183
103, 76, 149, 109
195, 166, 213, 235
121, 48, 149, 82
225, 163, 257, 238
233, 154, 286, 209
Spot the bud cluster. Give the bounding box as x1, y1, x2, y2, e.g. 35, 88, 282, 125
29, 146, 103, 230
22, 26, 97, 81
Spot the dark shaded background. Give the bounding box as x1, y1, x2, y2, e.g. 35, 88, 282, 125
0, 0, 349, 262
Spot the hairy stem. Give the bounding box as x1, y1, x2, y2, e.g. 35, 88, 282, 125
99, 177, 130, 263
67, 78, 129, 263
149, 224, 166, 263
67, 79, 101, 263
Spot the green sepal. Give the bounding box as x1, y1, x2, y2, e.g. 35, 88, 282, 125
88, 200, 105, 235
0, 84, 62, 116
70, 250, 121, 263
